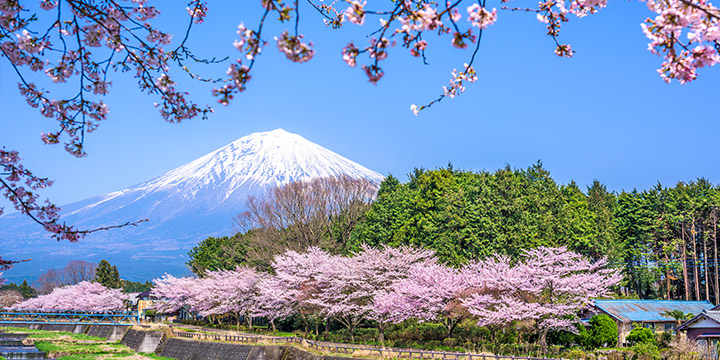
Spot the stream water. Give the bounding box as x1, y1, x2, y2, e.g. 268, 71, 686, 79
0, 333, 46, 359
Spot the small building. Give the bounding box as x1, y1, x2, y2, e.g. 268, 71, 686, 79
591, 299, 715, 345
678, 310, 720, 345
677, 310, 720, 354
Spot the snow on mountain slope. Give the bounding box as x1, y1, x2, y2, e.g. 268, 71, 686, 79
0, 129, 384, 282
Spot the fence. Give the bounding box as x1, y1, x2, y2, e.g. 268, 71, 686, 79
172, 331, 565, 360
0, 310, 140, 326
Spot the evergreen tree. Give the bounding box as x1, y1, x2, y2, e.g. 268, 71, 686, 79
94, 260, 122, 289
20, 280, 36, 298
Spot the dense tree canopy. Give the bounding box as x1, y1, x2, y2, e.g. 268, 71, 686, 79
187, 235, 250, 277
350, 163, 623, 265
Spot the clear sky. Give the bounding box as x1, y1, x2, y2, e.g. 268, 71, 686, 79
2, 1, 719, 211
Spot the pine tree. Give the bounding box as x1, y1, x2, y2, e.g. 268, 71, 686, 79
20, 280, 36, 298
94, 260, 122, 289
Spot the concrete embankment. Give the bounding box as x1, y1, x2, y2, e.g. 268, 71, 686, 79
158, 338, 356, 360
120, 329, 164, 353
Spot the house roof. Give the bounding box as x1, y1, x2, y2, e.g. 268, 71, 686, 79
677, 310, 720, 331
593, 299, 715, 323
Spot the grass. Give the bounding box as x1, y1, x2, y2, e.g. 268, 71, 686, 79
35, 340, 132, 356
0, 327, 106, 341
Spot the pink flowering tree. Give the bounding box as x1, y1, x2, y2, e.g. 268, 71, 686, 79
254, 275, 294, 332
462, 246, 622, 353
150, 274, 200, 314
191, 267, 265, 328
9, 281, 124, 311
305, 245, 436, 342
271, 247, 337, 334
375, 262, 469, 340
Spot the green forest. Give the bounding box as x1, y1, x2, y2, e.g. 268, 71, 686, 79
189, 162, 720, 304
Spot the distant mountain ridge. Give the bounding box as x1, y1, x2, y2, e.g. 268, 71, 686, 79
0, 129, 384, 282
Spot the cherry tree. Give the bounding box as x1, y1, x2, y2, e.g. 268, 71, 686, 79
9, 281, 124, 311
462, 246, 622, 352
254, 275, 294, 332
375, 262, 468, 339
150, 274, 200, 313
271, 247, 337, 334
304, 245, 436, 342
191, 267, 265, 328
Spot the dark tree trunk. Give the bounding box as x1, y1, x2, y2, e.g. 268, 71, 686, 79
703, 224, 710, 301
714, 212, 719, 304
665, 255, 671, 300
539, 327, 550, 354
682, 223, 690, 300
693, 217, 701, 301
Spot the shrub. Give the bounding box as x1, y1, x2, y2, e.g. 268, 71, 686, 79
655, 331, 672, 348
562, 349, 591, 360
630, 342, 661, 360
626, 327, 657, 346
588, 314, 618, 348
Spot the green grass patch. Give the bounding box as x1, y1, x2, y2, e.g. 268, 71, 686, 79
35, 340, 132, 357
0, 326, 106, 341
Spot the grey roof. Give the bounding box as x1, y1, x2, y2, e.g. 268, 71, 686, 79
594, 299, 715, 323
677, 310, 720, 331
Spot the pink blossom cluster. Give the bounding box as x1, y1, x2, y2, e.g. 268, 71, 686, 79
275, 31, 315, 63
151, 266, 290, 328
641, 0, 720, 83
442, 63, 478, 99
461, 247, 622, 347
1, 148, 81, 243
345, 1, 367, 25
467, 4, 497, 29
10, 281, 125, 312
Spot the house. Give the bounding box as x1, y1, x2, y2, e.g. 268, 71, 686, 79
677, 310, 720, 354
590, 299, 715, 344
677, 310, 720, 357
136, 290, 155, 316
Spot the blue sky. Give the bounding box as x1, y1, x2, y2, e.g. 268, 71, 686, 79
2, 0, 719, 211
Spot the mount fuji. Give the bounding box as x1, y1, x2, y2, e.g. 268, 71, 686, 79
0, 129, 384, 282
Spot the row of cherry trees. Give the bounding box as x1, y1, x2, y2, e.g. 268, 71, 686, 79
152, 245, 621, 351
9, 281, 125, 312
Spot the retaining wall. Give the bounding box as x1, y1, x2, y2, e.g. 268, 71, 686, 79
158, 338, 361, 360
86, 325, 129, 341
158, 338, 253, 360
121, 329, 164, 353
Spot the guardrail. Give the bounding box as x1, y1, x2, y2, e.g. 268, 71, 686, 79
172, 331, 564, 360
0, 310, 140, 326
